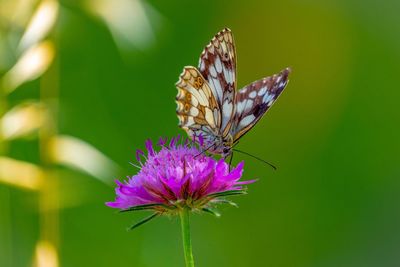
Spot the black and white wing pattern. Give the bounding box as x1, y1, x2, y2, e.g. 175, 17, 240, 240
176, 66, 221, 145
176, 28, 291, 155
198, 28, 236, 136
230, 68, 291, 141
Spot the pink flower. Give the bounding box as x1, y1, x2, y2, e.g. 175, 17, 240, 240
106, 136, 254, 221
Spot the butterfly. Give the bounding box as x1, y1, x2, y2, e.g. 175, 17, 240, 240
176, 28, 290, 158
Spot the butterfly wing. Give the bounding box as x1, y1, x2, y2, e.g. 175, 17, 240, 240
230, 68, 291, 142
198, 28, 236, 136
176, 66, 221, 145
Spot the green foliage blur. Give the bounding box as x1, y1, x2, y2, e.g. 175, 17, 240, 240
1, 0, 399, 266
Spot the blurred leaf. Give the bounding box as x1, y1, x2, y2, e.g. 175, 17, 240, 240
2, 41, 55, 93
85, 0, 161, 51
18, 0, 59, 52
48, 135, 119, 184
0, 0, 39, 70
0, 101, 48, 140
0, 156, 43, 190
0, 0, 38, 29
33, 240, 58, 267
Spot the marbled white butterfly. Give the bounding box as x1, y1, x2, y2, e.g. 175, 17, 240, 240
176, 28, 290, 158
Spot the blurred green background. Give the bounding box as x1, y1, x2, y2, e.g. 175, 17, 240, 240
1, 0, 399, 266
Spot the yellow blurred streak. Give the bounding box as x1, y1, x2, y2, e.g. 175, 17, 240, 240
0, 102, 47, 140
0, 0, 40, 69
18, 0, 59, 52
0, 0, 38, 28
33, 240, 58, 267
0, 157, 43, 190
86, 0, 160, 50
48, 135, 118, 184
2, 41, 55, 93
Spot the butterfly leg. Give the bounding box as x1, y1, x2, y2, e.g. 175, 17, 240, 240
228, 152, 234, 172
195, 142, 216, 158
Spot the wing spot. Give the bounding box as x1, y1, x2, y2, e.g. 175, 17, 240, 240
205, 108, 215, 127
249, 91, 257, 98
258, 87, 267, 96
184, 103, 190, 112
263, 93, 273, 103
215, 56, 223, 73
209, 75, 223, 102
237, 101, 245, 113
193, 77, 204, 89
210, 65, 217, 77
190, 107, 199, 116
239, 115, 256, 128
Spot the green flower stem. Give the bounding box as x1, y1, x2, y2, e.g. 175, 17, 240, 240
180, 208, 195, 267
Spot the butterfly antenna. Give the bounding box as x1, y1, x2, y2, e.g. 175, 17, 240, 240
232, 148, 277, 170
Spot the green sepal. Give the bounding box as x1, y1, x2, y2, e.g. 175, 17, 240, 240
120, 203, 167, 213
212, 199, 238, 208
127, 213, 159, 231
202, 207, 221, 217
207, 189, 247, 199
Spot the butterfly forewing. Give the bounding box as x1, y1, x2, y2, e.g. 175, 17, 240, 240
198, 28, 237, 136
176, 66, 221, 145
230, 67, 291, 141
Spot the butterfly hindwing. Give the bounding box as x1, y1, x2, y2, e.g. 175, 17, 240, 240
176, 66, 221, 144
230, 68, 291, 141
198, 28, 237, 135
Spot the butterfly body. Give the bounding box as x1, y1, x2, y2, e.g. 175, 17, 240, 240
176, 28, 290, 157
207, 133, 235, 157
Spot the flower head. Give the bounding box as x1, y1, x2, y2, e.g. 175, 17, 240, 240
106, 136, 254, 219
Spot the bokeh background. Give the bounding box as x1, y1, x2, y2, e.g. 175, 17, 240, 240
1, 0, 399, 266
